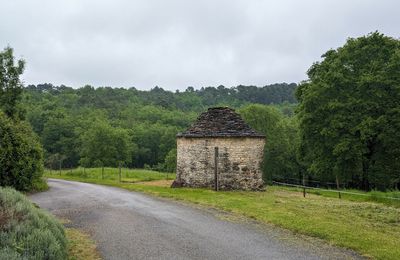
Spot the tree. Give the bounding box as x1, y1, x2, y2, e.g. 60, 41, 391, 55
0, 112, 44, 191
79, 121, 133, 167
0, 47, 45, 191
240, 104, 301, 182
22, 79, 299, 172
163, 148, 177, 173
0, 47, 25, 119
296, 32, 400, 190
41, 113, 79, 168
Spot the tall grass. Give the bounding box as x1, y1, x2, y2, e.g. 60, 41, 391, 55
0, 187, 67, 259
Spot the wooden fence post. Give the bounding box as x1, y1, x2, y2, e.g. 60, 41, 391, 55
102, 166, 104, 180
119, 163, 121, 183
336, 175, 341, 199
214, 147, 219, 191
302, 173, 306, 198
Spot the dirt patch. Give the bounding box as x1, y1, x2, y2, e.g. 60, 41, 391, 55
135, 180, 173, 187
66, 228, 101, 260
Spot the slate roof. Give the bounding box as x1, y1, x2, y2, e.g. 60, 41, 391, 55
177, 107, 265, 138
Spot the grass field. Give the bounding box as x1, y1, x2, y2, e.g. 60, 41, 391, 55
273, 185, 400, 208
45, 167, 175, 183
45, 168, 400, 260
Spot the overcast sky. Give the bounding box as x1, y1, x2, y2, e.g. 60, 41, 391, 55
0, 0, 399, 90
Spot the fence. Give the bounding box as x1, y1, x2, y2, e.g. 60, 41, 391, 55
45, 166, 173, 183
272, 181, 400, 201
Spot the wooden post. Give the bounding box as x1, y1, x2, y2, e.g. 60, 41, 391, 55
102, 166, 104, 180
336, 175, 341, 199
214, 147, 219, 191
302, 172, 306, 198
59, 160, 62, 175
118, 163, 121, 183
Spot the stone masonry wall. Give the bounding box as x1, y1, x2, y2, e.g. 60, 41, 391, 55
176, 137, 265, 190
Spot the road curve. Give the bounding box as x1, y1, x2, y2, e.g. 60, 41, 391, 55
30, 179, 362, 260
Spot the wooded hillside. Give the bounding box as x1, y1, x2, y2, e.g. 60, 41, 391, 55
22, 83, 297, 172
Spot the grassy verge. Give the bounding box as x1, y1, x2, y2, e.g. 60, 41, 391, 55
46, 168, 400, 260
65, 227, 101, 260
57, 218, 101, 260
30, 177, 49, 193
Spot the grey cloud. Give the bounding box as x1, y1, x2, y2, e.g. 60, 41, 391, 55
0, 0, 399, 90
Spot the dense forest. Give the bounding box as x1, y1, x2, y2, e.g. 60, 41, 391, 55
22, 83, 297, 173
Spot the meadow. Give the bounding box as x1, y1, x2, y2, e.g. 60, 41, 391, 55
45, 168, 400, 260
45, 167, 175, 182
274, 185, 400, 208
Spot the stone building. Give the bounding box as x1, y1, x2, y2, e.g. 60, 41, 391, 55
172, 107, 265, 190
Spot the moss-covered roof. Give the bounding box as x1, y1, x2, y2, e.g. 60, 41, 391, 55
177, 107, 265, 138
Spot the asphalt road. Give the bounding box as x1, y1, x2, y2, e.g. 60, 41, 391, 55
30, 179, 362, 260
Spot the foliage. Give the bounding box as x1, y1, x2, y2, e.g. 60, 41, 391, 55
23, 83, 297, 171
0, 111, 44, 191
163, 148, 177, 173
41, 114, 79, 168
239, 104, 301, 183
296, 32, 400, 191
0, 187, 67, 259
79, 120, 133, 167
0, 47, 25, 119
0, 46, 46, 192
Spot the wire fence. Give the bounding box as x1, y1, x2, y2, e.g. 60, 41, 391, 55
272, 181, 400, 201
273, 177, 347, 189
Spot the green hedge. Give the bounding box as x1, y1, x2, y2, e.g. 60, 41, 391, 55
0, 111, 45, 191
0, 187, 67, 259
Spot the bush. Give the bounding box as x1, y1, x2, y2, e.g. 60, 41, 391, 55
163, 148, 177, 173
0, 187, 67, 259
0, 111, 44, 191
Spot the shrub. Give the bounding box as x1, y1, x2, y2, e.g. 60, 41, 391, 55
163, 148, 177, 173
0, 187, 67, 259
0, 111, 44, 191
